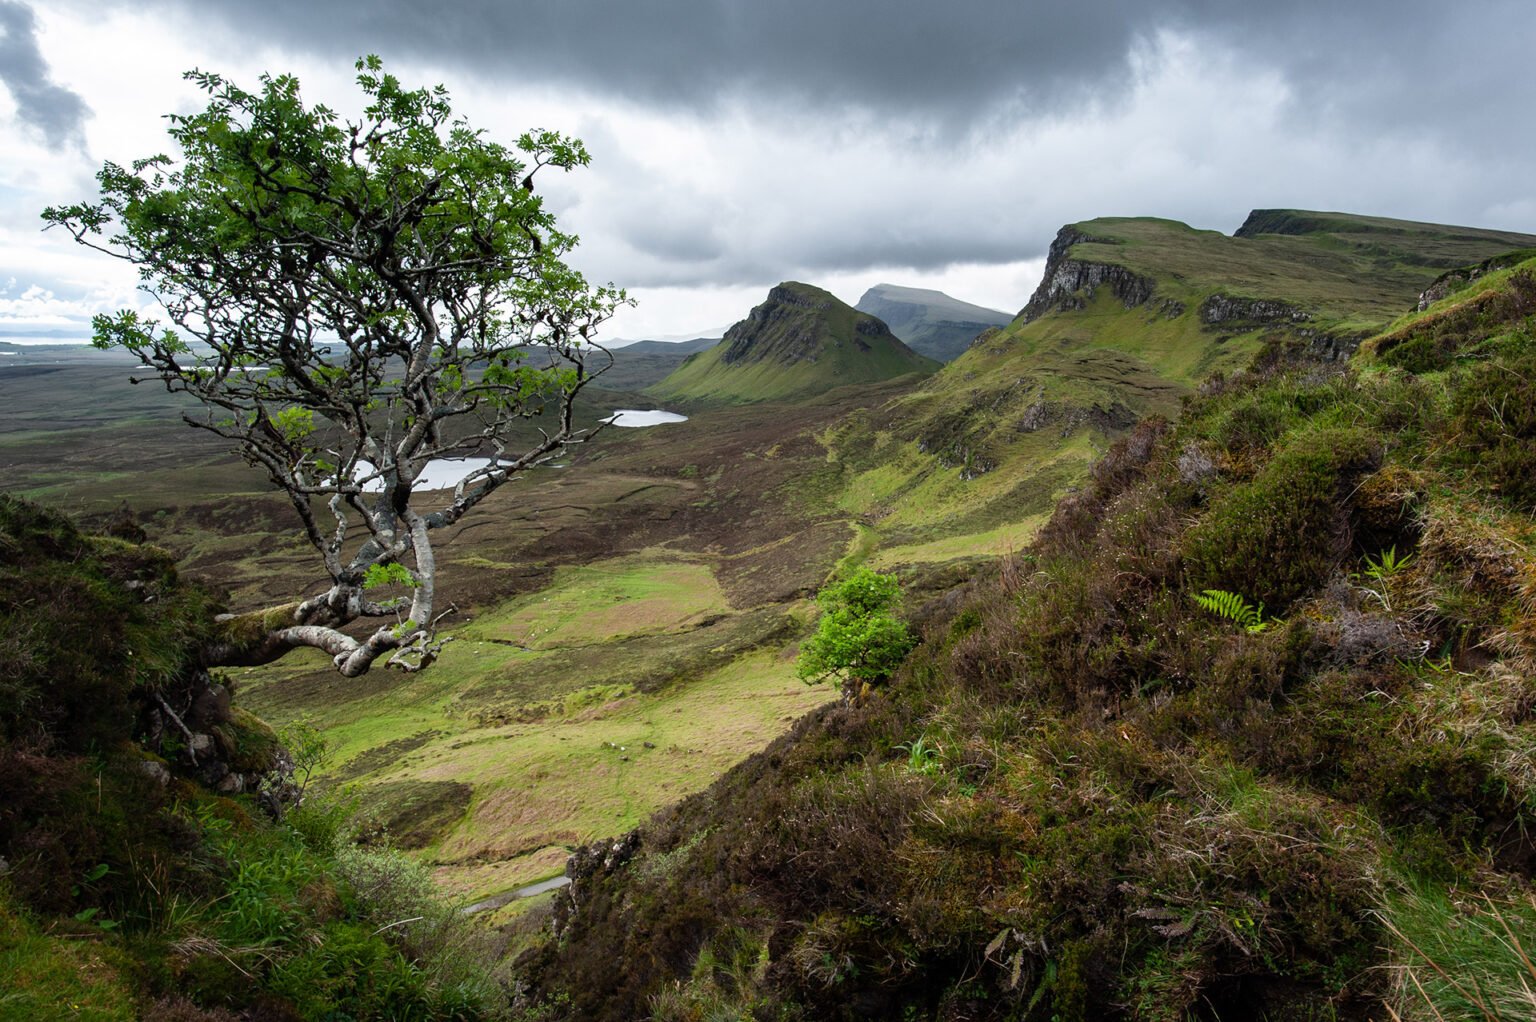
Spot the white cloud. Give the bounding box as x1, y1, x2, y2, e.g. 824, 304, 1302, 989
5, 10, 1535, 347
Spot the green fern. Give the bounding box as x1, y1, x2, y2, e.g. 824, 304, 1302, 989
1192, 589, 1270, 633
1361, 545, 1414, 581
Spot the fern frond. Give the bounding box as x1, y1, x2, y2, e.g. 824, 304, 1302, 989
1192, 589, 1269, 632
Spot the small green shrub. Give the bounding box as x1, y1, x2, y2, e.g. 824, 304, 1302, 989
797, 568, 916, 702
1183, 427, 1379, 612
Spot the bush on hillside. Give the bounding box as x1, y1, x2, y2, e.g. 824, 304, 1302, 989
1183, 427, 1380, 612
797, 568, 916, 702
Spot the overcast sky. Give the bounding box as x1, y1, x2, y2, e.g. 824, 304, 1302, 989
3, 0, 1535, 344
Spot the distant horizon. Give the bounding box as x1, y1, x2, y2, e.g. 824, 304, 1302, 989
7, 1, 1536, 352
0, 277, 1024, 351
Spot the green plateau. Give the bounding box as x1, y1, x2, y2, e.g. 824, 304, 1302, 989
853, 283, 1014, 363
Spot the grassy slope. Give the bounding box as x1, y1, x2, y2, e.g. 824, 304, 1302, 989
236, 551, 830, 900
825, 211, 1536, 573
3, 364, 881, 905
208, 394, 909, 901
0, 498, 510, 1021
647, 282, 939, 405
529, 257, 1536, 1022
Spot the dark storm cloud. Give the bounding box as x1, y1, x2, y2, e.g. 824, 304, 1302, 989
122, 0, 1533, 138
143, 0, 1156, 115
0, 0, 89, 149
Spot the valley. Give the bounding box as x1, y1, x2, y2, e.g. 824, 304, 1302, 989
6, 207, 1536, 1020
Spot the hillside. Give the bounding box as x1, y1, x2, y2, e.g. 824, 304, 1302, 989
522, 255, 1536, 1021
647, 282, 940, 404
0, 498, 511, 1019
7, 208, 1535, 1021
820, 210, 1536, 573
854, 283, 1013, 362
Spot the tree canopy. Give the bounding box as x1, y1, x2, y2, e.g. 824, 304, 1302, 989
796, 567, 915, 701
43, 57, 629, 676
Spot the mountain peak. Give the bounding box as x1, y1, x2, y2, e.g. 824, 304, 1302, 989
854, 283, 1012, 362
649, 282, 937, 404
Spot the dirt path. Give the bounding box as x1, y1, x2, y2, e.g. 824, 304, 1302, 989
460, 874, 571, 916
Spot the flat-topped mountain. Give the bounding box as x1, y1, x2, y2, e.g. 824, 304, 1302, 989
1021, 210, 1536, 334
648, 281, 939, 404
809, 209, 1536, 556
854, 283, 1013, 362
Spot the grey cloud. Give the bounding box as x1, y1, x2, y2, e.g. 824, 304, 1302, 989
115, 0, 1536, 142
52, 0, 1536, 305
134, 0, 1157, 118
0, 1, 89, 149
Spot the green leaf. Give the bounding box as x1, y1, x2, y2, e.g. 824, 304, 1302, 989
1192, 589, 1270, 633
363, 562, 418, 590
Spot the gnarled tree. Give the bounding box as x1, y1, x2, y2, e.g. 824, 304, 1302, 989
44, 58, 628, 676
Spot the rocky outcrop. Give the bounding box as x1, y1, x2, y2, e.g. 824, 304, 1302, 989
139, 669, 292, 800
1018, 226, 1155, 323
0, 495, 297, 818
719, 283, 899, 366
1416, 248, 1536, 310
1199, 294, 1311, 326
552, 829, 642, 936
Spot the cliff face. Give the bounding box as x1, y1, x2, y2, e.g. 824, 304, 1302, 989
1199, 294, 1310, 325
1415, 247, 1536, 310
1016, 226, 1157, 322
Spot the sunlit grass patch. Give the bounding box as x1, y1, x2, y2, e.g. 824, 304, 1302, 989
872, 515, 1049, 568
461, 554, 729, 648
408, 648, 830, 865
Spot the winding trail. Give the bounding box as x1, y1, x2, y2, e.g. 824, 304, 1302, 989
459, 874, 571, 916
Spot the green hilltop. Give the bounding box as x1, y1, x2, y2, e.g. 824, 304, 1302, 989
820, 209, 1536, 572
647, 281, 940, 405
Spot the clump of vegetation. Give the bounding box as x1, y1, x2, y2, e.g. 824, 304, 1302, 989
515, 256, 1536, 1021
796, 567, 916, 702
1183, 425, 1380, 613
0, 496, 508, 1019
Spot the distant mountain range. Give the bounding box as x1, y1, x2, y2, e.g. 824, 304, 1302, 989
647, 282, 939, 404
612, 337, 720, 356
854, 283, 1013, 362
